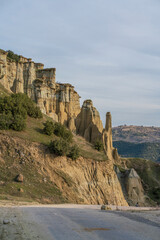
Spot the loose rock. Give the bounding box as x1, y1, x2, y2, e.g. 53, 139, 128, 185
15, 174, 24, 182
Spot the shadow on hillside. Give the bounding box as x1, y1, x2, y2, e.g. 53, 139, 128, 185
34, 127, 44, 134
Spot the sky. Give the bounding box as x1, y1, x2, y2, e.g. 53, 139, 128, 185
0, 0, 160, 127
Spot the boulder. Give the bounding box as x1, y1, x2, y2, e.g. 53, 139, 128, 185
15, 174, 24, 182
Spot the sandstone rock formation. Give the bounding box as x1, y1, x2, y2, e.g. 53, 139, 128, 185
125, 168, 145, 206
76, 99, 103, 143
0, 49, 80, 127
76, 102, 119, 161
102, 112, 119, 160
115, 165, 146, 206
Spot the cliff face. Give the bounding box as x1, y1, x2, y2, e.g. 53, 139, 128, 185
0, 50, 80, 127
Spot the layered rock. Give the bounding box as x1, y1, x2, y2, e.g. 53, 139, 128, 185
0, 50, 81, 127
76, 100, 103, 143
102, 112, 119, 160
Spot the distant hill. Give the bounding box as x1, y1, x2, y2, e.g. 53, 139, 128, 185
112, 125, 160, 143
113, 125, 160, 162
113, 141, 160, 162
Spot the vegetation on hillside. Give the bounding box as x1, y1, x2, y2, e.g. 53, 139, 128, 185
113, 141, 160, 162
43, 120, 79, 160
6, 50, 20, 62
43, 121, 73, 142
94, 139, 104, 151
0, 93, 42, 131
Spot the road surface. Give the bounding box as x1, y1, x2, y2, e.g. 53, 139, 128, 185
0, 205, 160, 240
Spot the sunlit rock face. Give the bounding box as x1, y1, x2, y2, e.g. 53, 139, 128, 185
76, 99, 103, 143
102, 112, 119, 161
0, 50, 81, 127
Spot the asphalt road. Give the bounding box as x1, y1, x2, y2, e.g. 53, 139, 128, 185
1, 206, 160, 240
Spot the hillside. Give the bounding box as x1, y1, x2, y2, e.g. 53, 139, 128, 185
113, 125, 160, 162
113, 125, 160, 143
0, 114, 159, 206
0, 116, 127, 206
113, 141, 160, 162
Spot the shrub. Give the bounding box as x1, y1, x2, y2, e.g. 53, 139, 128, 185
0, 93, 42, 131
53, 122, 73, 143
94, 139, 104, 151
10, 115, 26, 131
11, 93, 42, 118
33, 106, 43, 118
49, 138, 69, 156
0, 113, 13, 130
43, 121, 54, 136
67, 145, 80, 160
7, 50, 20, 62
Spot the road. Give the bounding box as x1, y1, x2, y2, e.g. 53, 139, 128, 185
0, 205, 160, 240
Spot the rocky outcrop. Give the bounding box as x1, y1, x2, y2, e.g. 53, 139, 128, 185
115, 166, 146, 206
0, 50, 80, 127
76, 100, 103, 143
125, 168, 145, 206
102, 112, 119, 160
76, 103, 119, 161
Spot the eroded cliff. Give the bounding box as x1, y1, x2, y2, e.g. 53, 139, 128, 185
0, 49, 80, 128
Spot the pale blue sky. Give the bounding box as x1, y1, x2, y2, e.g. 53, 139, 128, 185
0, 0, 160, 126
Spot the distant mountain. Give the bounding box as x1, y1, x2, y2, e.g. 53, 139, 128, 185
112, 125, 160, 143
113, 125, 160, 162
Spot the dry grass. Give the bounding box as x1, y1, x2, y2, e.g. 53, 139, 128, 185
73, 134, 108, 161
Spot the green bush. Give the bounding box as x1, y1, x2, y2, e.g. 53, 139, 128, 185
43, 121, 54, 136
7, 50, 20, 62
94, 139, 104, 151
11, 93, 42, 118
53, 122, 73, 143
49, 138, 69, 156
67, 145, 80, 160
0, 93, 42, 131
10, 115, 26, 131
0, 113, 13, 130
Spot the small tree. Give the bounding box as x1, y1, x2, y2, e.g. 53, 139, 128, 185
43, 121, 54, 136
7, 50, 20, 62
94, 139, 104, 151
67, 145, 80, 160
0, 113, 13, 130
49, 138, 69, 156
53, 122, 73, 143
10, 115, 26, 131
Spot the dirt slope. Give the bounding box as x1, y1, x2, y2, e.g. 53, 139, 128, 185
0, 134, 127, 206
